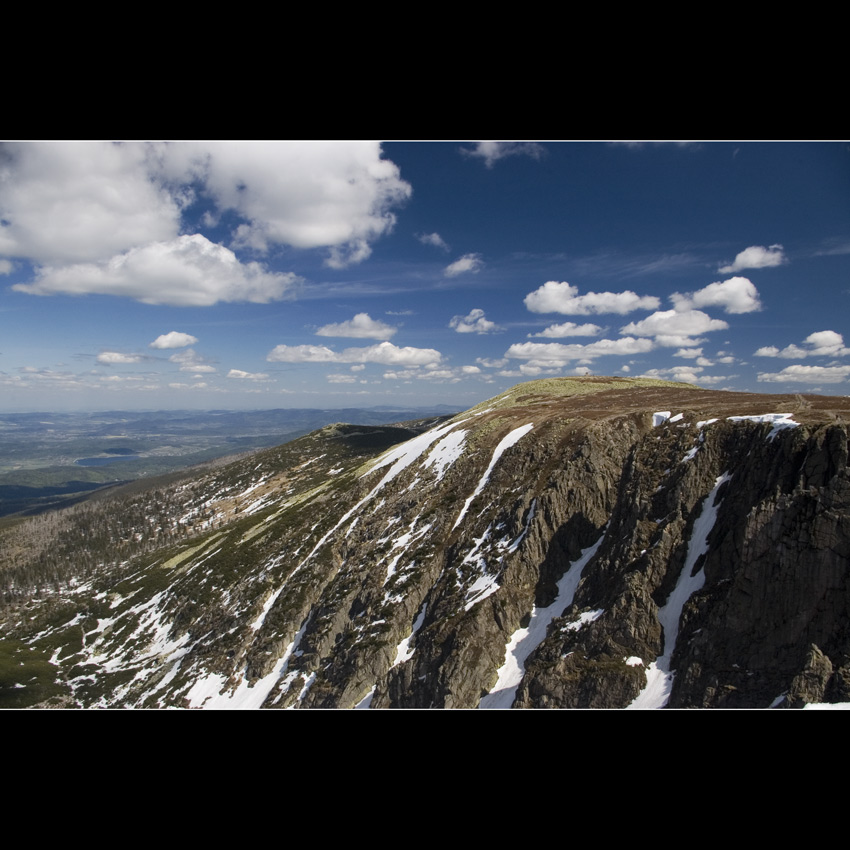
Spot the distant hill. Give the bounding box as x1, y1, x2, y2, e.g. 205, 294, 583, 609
0, 405, 462, 518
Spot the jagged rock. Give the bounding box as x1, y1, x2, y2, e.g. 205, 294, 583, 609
782, 645, 834, 708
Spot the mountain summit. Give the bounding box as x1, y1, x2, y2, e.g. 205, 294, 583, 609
3, 376, 849, 709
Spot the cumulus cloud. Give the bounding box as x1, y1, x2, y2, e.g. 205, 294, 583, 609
417, 232, 450, 251
150, 331, 199, 349
524, 281, 660, 315
267, 340, 442, 367
719, 244, 786, 273
505, 337, 654, 366
461, 142, 545, 168
227, 369, 269, 381
757, 364, 850, 384
670, 276, 761, 314
754, 330, 850, 359
530, 321, 603, 338
449, 308, 502, 334
383, 365, 481, 383
445, 253, 484, 277
0, 142, 183, 265
154, 141, 412, 266
14, 235, 301, 307
169, 348, 216, 373
96, 351, 144, 365
1, 142, 411, 299
620, 309, 729, 347
476, 357, 508, 369
641, 366, 736, 386
316, 313, 397, 340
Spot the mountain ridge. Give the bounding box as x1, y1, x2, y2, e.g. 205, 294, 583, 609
2, 376, 848, 709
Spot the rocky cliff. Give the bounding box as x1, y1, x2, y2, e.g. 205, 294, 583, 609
2, 376, 848, 709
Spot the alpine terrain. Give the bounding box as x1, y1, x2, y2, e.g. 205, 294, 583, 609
2, 376, 849, 709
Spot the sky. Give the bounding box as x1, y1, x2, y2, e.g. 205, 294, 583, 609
1, 140, 848, 412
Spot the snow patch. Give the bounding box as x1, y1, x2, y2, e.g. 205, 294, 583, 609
463, 573, 500, 612
453, 423, 534, 531
727, 412, 798, 440
355, 685, 377, 709
392, 603, 428, 668
423, 428, 467, 481
365, 418, 470, 486
562, 609, 604, 632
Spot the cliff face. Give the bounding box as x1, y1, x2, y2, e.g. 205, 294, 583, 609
3, 377, 849, 709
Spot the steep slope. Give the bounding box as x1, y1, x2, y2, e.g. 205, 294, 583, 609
2, 376, 849, 709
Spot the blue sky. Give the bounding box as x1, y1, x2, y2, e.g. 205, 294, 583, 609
1, 140, 848, 411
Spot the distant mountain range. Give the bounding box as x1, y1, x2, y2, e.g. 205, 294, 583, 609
0, 405, 462, 518
2, 377, 848, 709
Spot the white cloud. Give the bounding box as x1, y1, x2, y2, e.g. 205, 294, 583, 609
168, 382, 210, 390
417, 232, 449, 251
0, 141, 183, 265
267, 340, 442, 367
1, 142, 411, 292
461, 142, 545, 168
0, 259, 13, 275
719, 244, 786, 273
14, 235, 301, 306
757, 364, 850, 383
169, 348, 216, 373
671, 276, 761, 314
445, 253, 484, 277
155, 141, 412, 267
383, 365, 477, 383
96, 351, 144, 365
227, 369, 269, 381
265, 344, 339, 363
755, 330, 850, 359
316, 312, 397, 340
620, 309, 729, 347
530, 321, 603, 338
449, 308, 501, 334
150, 331, 199, 349
638, 366, 734, 385
505, 337, 654, 365
524, 281, 660, 315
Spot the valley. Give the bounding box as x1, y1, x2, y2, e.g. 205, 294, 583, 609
0, 405, 460, 518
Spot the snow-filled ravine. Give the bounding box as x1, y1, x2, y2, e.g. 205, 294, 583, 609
627, 472, 731, 709
479, 530, 606, 709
